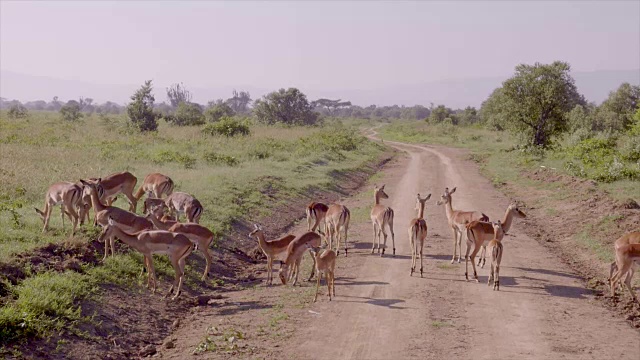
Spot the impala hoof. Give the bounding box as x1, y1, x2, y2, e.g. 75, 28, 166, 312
450, 259, 455, 264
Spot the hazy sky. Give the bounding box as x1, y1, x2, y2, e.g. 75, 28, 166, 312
1, 1, 639, 92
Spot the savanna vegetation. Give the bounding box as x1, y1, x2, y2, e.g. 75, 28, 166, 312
0, 79, 386, 347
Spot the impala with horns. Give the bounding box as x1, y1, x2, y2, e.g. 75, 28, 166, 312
135, 173, 174, 201
306, 202, 329, 234
307, 245, 337, 302
371, 185, 395, 256
466, 203, 527, 269
609, 231, 640, 303
409, 193, 431, 277
35, 181, 86, 237
325, 204, 351, 256
487, 221, 505, 291
165, 192, 203, 224
146, 212, 215, 281
85, 171, 138, 212
100, 217, 194, 300
436, 187, 488, 263
80, 179, 154, 260
279, 231, 322, 286
249, 224, 297, 285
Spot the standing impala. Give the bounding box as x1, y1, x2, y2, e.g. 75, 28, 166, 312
466, 203, 527, 268
609, 231, 640, 301
35, 181, 85, 236
306, 202, 329, 234
436, 187, 488, 264
81, 179, 154, 260
249, 224, 297, 286
409, 193, 431, 277
325, 204, 351, 256
371, 185, 395, 257
307, 245, 337, 302
165, 192, 203, 223
135, 173, 174, 201
87, 171, 138, 212
146, 212, 215, 281
487, 221, 505, 291
100, 217, 194, 300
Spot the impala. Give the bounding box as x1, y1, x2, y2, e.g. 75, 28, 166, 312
146, 212, 215, 281
609, 232, 640, 301
249, 224, 297, 285
165, 192, 203, 223
436, 187, 488, 264
325, 204, 351, 256
81, 179, 154, 260
135, 173, 174, 201
279, 231, 322, 286
371, 185, 395, 257
307, 245, 337, 302
87, 171, 138, 212
35, 181, 84, 236
306, 202, 329, 234
100, 217, 194, 300
409, 193, 431, 277
609, 240, 640, 304
486, 221, 505, 290
143, 197, 168, 215
469, 204, 527, 268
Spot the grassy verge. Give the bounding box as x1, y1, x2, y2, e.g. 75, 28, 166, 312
0, 111, 386, 346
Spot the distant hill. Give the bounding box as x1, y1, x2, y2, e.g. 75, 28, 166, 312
1, 69, 638, 108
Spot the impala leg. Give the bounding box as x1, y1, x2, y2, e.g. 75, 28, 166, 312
267, 257, 273, 286
419, 239, 424, 278
307, 250, 317, 281
466, 243, 481, 282
450, 228, 457, 264
381, 228, 388, 257
43, 205, 53, 232
494, 263, 500, 291
343, 222, 349, 257
60, 205, 65, 230
371, 223, 378, 254
623, 267, 638, 304
201, 246, 212, 281
314, 272, 321, 302
388, 218, 396, 256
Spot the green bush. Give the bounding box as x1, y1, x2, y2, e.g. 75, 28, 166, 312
203, 151, 240, 166
167, 102, 205, 126
7, 104, 28, 119
202, 117, 250, 137
60, 103, 83, 122
205, 103, 235, 122
151, 150, 196, 169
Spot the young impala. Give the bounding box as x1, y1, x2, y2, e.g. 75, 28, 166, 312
35, 181, 85, 237
371, 185, 395, 257
165, 192, 203, 223
409, 193, 431, 277
307, 245, 337, 302
279, 231, 322, 286
325, 204, 351, 256
99, 217, 194, 300
436, 187, 488, 264
487, 221, 505, 290
609, 231, 640, 303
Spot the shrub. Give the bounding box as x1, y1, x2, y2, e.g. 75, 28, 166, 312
619, 135, 640, 162
151, 150, 196, 169
7, 104, 28, 119
59, 103, 83, 122
205, 103, 235, 122
127, 80, 159, 132
202, 117, 250, 137
167, 102, 205, 126
203, 152, 240, 166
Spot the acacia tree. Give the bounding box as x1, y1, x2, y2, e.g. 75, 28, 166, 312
312, 98, 352, 116
127, 80, 159, 132
253, 88, 320, 125
166, 83, 192, 108
226, 90, 252, 114
481, 61, 585, 147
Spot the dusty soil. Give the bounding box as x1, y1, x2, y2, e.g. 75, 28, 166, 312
157, 133, 638, 359
2, 153, 394, 359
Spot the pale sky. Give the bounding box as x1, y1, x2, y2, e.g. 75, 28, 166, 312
1, 1, 639, 102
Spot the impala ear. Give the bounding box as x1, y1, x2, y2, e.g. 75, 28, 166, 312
450, 187, 457, 194
425, 193, 432, 200
108, 217, 115, 226
381, 184, 385, 189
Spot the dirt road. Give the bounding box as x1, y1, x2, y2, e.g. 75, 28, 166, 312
283, 133, 639, 359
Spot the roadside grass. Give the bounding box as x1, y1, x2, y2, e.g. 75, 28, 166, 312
0, 111, 386, 346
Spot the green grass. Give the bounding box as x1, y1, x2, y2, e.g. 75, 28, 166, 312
431, 320, 452, 328
0, 111, 386, 346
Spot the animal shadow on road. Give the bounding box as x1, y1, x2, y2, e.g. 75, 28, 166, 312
216, 300, 272, 316
337, 295, 408, 310
511, 266, 581, 280
339, 277, 389, 286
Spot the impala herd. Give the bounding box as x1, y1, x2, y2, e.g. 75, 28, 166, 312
35, 169, 640, 304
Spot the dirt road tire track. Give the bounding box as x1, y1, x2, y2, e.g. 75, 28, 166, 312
282, 133, 639, 360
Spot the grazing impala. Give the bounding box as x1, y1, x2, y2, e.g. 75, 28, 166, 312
249, 224, 297, 285
371, 185, 395, 257
409, 193, 431, 277
466, 203, 527, 269
143, 197, 168, 215
325, 204, 351, 256
165, 192, 203, 223
81, 179, 154, 260
609, 232, 640, 302
306, 202, 329, 234
35, 182, 84, 236
87, 171, 138, 212
279, 231, 322, 286
609, 239, 640, 304
146, 212, 215, 281
99, 217, 194, 300
487, 221, 505, 290
307, 245, 337, 302
436, 187, 488, 264
135, 173, 174, 201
